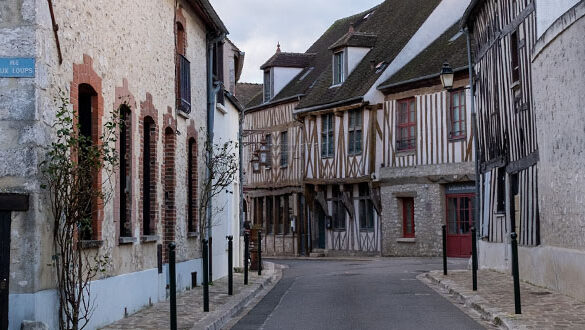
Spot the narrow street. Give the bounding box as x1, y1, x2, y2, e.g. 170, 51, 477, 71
232, 258, 484, 330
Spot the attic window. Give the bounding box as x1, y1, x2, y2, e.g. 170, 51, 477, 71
333, 51, 345, 85
363, 11, 374, 20
263, 70, 272, 102
299, 67, 314, 81
375, 61, 387, 74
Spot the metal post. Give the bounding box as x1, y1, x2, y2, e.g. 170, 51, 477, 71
511, 232, 522, 314
202, 239, 209, 312
258, 231, 262, 276
227, 235, 233, 295
169, 243, 177, 330
442, 225, 447, 275
472, 227, 478, 291
244, 232, 249, 285
209, 236, 213, 283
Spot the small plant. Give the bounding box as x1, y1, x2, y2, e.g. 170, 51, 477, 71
40, 90, 122, 330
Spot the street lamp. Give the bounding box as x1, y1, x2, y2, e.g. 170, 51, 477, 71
440, 62, 454, 90
251, 152, 260, 173
259, 140, 269, 165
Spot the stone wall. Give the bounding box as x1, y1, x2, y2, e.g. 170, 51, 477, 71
379, 162, 475, 256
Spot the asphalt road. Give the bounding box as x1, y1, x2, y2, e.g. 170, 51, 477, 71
232, 258, 484, 330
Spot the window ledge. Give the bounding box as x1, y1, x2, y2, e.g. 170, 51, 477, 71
177, 110, 190, 119
510, 80, 521, 90
119, 237, 137, 245
329, 83, 342, 89
79, 240, 104, 249
396, 237, 416, 243
216, 103, 228, 115
395, 149, 416, 155
141, 235, 159, 243
187, 232, 200, 238
448, 136, 466, 142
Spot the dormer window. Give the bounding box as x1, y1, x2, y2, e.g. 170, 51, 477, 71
263, 70, 272, 102
333, 51, 345, 85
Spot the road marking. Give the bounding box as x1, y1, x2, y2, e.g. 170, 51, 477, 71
400, 278, 417, 281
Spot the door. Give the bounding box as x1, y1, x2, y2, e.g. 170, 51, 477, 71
317, 206, 325, 249
446, 194, 474, 257
0, 211, 11, 329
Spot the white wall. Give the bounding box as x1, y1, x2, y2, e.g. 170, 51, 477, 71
536, 0, 580, 37
273, 67, 303, 97
364, 0, 471, 104
346, 47, 370, 77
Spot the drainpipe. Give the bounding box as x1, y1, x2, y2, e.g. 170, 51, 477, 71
206, 32, 225, 242
465, 28, 482, 256
238, 102, 244, 235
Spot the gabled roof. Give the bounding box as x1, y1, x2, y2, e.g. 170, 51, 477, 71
378, 23, 469, 92
328, 30, 377, 50
260, 52, 315, 70
292, 0, 441, 111
235, 83, 263, 108
188, 0, 229, 34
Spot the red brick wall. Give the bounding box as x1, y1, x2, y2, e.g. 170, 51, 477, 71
186, 121, 198, 234
163, 108, 177, 261
139, 93, 159, 237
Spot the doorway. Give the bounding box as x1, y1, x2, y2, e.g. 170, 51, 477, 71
446, 194, 475, 257
0, 211, 11, 329
316, 205, 326, 249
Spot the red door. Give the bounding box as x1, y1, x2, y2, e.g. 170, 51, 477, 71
446, 194, 474, 258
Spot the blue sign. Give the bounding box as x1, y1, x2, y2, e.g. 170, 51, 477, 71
0, 58, 35, 78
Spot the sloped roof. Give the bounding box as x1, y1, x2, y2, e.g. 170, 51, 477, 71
235, 83, 263, 108
329, 31, 377, 50
260, 52, 315, 70
293, 0, 441, 110
378, 23, 468, 90
189, 0, 229, 34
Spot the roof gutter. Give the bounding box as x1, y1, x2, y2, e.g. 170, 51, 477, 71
293, 96, 364, 115
245, 94, 304, 113
460, 0, 483, 30
377, 66, 468, 92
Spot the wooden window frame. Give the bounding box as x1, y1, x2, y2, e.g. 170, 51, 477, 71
187, 138, 197, 233
265, 134, 272, 169
401, 197, 415, 238
510, 31, 520, 85
331, 186, 346, 231
358, 183, 374, 231
263, 70, 272, 102
321, 113, 335, 158
446, 193, 474, 236
449, 89, 466, 140
280, 131, 288, 167
119, 105, 132, 238
176, 23, 191, 114
396, 98, 416, 151
333, 51, 344, 85
348, 109, 363, 155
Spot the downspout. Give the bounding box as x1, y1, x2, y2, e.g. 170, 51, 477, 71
238, 105, 244, 235
206, 32, 225, 241
465, 28, 482, 252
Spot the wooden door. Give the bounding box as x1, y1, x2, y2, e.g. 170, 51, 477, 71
0, 211, 11, 329
317, 206, 325, 249
446, 194, 474, 257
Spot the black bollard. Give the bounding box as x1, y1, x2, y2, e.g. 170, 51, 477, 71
227, 235, 233, 295
471, 227, 478, 291
209, 236, 213, 283
258, 231, 262, 276
511, 232, 521, 314
202, 239, 209, 312
442, 225, 447, 275
244, 232, 249, 285
169, 243, 177, 330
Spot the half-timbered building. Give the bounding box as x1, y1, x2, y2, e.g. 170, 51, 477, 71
462, 0, 540, 270
376, 23, 475, 257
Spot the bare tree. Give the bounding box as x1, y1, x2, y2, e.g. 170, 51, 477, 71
198, 131, 239, 237
40, 91, 121, 330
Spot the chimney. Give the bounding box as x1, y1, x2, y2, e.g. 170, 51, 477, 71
276, 42, 281, 53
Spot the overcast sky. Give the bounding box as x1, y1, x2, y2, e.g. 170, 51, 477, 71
210, 0, 383, 83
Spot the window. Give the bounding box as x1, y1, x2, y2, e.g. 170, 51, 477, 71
401, 197, 415, 238
449, 90, 466, 139
255, 197, 264, 228
266, 196, 273, 234
213, 41, 225, 105
396, 98, 416, 151
333, 51, 344, 85
348, 109, 362, 155
280, 131, 288, 167
275, 196, 282, 234
359, 183, 375, 231
496, 167, 506, 213
143, 116, 156, 236
265, 134, 272, 168
510, 31, 520, 84
78, 84, 98, 241
332, 186, 346, 230
119, 105, 132, 237
263, 70, 272, 102
176, 23, 191, 114
283, 194, 291, 235
188, 138, 197, 232
321, 113, 334, 158
446, 195, 474, 235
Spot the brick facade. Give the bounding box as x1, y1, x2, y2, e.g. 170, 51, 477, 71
139, 93, 159, 237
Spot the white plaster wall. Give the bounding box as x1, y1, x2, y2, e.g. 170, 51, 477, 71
536, 0, 580, 37
364, 0, 471, 104
346, 47, 370, 77
273, 67, 303, 96
9, 258, 202, 330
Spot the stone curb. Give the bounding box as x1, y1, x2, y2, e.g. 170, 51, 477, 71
263, 256, 376, 261
422, 270, 526, 330
190, 261, 283, 330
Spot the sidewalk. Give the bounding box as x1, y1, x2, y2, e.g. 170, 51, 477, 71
422, 269, 585, 329
101, 262, 281, 330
